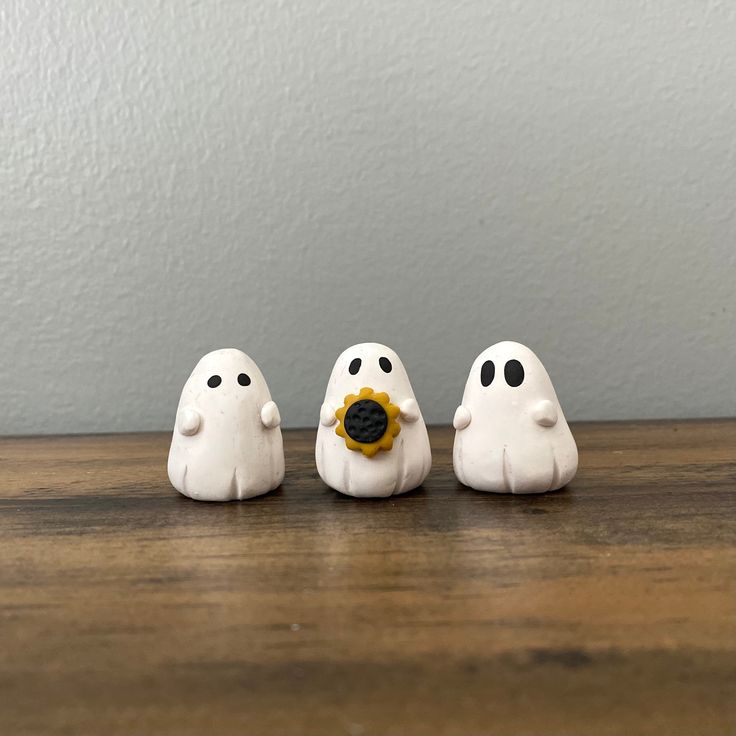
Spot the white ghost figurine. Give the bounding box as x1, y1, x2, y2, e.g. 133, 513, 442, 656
316, 343, 432, 498
453, 341, 578, 494
167, 348, 285, 501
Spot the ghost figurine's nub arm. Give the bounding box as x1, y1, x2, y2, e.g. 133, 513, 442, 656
399, 398, 420, 423
177, 407, 201, 436
453, 405, 472, 430
320, 401, 337, 427
532, 399, 558, 427
260, 401, 281, 429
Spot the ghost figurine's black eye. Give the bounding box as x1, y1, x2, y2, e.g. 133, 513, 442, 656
379, 356, 392, 373
237, 373, 251, 386
480, 360, 495, 387
349, 358, 361, 375
207, 375, 222, 388
504, 359, 524, 387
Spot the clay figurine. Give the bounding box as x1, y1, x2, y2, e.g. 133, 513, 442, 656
453, 341, 577, 493
316, 343, 431, 497
168, 348, 284, 501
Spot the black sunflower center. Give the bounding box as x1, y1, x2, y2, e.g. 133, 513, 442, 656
343, 399, 388, 444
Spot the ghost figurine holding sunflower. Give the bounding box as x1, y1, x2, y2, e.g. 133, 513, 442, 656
316, 343, 432, 498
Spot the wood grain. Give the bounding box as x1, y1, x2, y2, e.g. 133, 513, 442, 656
0, 421, 734, 735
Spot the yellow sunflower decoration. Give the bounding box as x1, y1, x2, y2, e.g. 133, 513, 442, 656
335, 386, 401, 457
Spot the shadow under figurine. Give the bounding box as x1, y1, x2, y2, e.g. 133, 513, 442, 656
167, 348, 284, 501
453, 341, 578, 494
316, 342, 432, 498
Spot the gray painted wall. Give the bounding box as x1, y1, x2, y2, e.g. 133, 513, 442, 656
2, 1, 734, 435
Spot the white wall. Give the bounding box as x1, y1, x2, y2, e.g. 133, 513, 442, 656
1, 0, 734, 434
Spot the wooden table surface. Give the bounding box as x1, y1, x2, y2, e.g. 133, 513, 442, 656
1, 421, 734, 735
